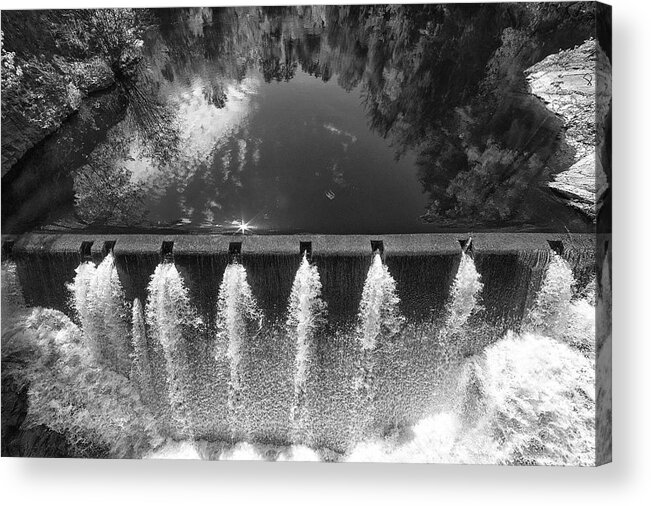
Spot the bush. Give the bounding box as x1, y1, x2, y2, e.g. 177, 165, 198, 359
1, 10, 146, 161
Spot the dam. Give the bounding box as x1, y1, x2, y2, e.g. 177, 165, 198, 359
1, 232, 597, 454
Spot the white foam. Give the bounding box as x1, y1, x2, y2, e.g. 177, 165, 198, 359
215, 262, 262, 417
357, 252, 403, 351
145, 440, 202, 460
286, 254, 326, 424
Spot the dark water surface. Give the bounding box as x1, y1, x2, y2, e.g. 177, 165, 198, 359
139, 67, 428, 234
4, 6, 594, 234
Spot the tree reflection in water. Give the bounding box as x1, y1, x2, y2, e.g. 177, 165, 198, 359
73, 4, 599, 233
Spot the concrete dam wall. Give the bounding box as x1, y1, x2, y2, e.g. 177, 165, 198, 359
2, 232, 595, 326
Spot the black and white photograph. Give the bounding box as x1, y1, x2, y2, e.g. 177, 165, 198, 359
1, 2, 612, 467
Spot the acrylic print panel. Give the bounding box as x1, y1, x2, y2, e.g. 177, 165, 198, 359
0, 3, 611, 465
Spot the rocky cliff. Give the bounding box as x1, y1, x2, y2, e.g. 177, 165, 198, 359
526, 39, 612, 221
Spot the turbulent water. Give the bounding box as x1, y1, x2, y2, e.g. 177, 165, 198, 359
341, 252, 593, 465
2, 249, 598, 464
344, 329, 594, 464
214, 261, 262, 431
445, 251, 483, 335
285, 253, 326, 432
68, 253, 131, 375
143, 251, 595, 464
131, 297, 154, 404
1, 260, 24, 320
145, 262, 202, 437
356, 252, 404, 351
527, 251, 575, 332
353, 252, 403, 414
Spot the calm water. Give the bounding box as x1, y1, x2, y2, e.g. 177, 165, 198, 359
136, 67, 428, 234
13, 6, 593, 234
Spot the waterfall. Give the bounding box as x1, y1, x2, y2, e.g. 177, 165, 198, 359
146, 261, 202, 436
345, 329, 595, 465
354, 252, 403, 403
131, 297, 154, 404
1, 260, 25, 320
214, 261, 262, 429
459, 330, 595, 465
444, 251, 483, 335
69, 260, 102, 354
7, 234, 597, 462
357, 252, 403, 351
527, 252, 575, 334
68, 253, 131, 375
286, 253, 326, 432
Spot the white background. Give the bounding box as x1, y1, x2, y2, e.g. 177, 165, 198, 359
1, 0, 649, 504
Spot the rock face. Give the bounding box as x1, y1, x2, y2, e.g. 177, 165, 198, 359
1, 59, 115, 176
526, 39, 612, 221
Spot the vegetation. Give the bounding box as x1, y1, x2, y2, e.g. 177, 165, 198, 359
1, 9, 147, 169
1, 9, 183, 227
